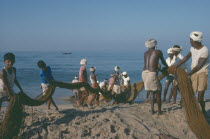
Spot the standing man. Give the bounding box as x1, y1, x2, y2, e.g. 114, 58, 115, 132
77, 59, 88, 106
122, 72, 130, 86
142, 39, 168, 114
174, 31, 209, 116
163, 48, 174, 102
168, 45, 187, 104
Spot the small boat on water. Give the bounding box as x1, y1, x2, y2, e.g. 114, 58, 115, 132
62, 52, 72, 55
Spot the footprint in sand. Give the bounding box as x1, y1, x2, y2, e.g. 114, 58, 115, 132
110, 125, 116, 133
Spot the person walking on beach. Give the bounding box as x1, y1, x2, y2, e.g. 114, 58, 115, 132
88, 67, 100, 106
142, 39, 168, 114
163, 48, 174, 102
77, 59, 89, 106
0, 53, 24, 111
37, 60, 59, 110
174, 31, 209, 116
122, 71, 130, 86
72, 76, 80, 101
168, 45, 187, 104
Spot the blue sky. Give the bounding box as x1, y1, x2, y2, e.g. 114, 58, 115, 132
0, 0, 209, 52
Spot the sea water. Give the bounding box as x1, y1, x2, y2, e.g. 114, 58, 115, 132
0, 51, 209, 104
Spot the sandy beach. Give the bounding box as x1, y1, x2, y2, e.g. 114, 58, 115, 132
1, 101, 210, 139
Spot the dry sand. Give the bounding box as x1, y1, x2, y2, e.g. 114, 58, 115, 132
1, 101, 210, 139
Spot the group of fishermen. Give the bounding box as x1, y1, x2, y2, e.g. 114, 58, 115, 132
142, 31, 209, 115
71, 31, 209, 116
72, 61, 131, 107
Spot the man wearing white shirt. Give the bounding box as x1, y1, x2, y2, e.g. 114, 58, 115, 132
122, 72, 130, 86
169, 45, 187, 104
174, 31, 209, 116
163, 48, 174, 102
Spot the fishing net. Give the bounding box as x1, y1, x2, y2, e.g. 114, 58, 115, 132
168, 66, 210, 139
0, 85, 56, 138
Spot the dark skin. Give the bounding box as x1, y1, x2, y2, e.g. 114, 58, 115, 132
0, 60, 23, 110
168, 82, 179, 104
41, 65, 58, 110
144, 47, 168, 114
163, 54, 174, 102
174, 38, 208, 115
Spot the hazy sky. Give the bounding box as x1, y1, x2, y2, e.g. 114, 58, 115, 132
0, 0, 209, 52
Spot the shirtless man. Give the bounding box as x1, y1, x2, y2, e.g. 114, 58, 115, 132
174, 31, 209, 116
142, 39, 168, 114
77, 59, 88, 106
88, 67, 100, 106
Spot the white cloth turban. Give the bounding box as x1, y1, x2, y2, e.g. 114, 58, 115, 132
122, 71, 127, 75
172, 46, 182, 52
145, 39, 157, 48
89, 67, 96, 71
190, 31, 203, 42
114, 66, 120, 72
167, 48, 173, 54
80, 59, 87, 65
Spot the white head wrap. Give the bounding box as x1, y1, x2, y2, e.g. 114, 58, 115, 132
172, 46, 183, 52
167, 48, 173, 54
145, 39, 157, 48
75, 76, 78, 79
80, 59, 87, 65
114, 66, 120, 72
90, 67, 96, 72
122, 71, 127, 76
190, 31, 203, 42
97, 81, 99, 84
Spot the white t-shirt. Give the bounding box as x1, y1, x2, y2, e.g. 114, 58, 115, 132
166, 57, 174, 67
99, 82, 105, 89
172, 53, 188, 71
190, 46, 209, 74
122, 76, 130, 85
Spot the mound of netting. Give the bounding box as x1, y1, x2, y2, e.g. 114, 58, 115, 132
0, 95, 23, 138
0, 85, 56, 138
168, 66, 210, 139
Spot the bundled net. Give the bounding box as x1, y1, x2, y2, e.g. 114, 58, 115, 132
0, 95, 23, 138
168, 66, 210, 139
0, 85, 56, 138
